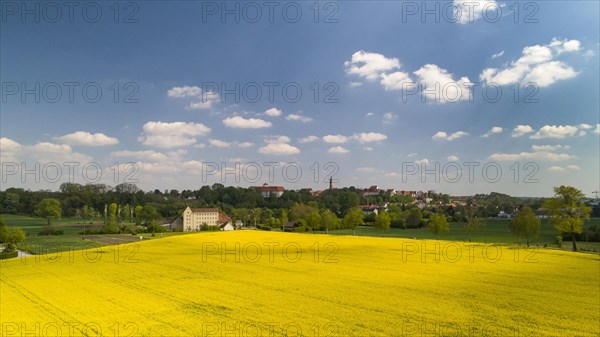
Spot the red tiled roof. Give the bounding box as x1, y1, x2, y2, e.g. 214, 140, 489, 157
190, 208, 219, 213
254, 185, 285, 192
219, 212, 232, 223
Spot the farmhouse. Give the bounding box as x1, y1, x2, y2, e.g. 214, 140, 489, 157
182, 207, 232, 231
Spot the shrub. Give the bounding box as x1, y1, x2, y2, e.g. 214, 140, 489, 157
38, 227, 64, 236
0, 251, 18, 260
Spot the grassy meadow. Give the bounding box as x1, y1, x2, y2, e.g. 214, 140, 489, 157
1, 231, 598, 336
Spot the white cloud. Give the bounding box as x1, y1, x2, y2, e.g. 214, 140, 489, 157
286, 114, 313, 123
547, 165, 581, 172
264, 108, 282, 117
167, 86, 202, 98
30, 142, 92, 162
208, 139, 254, 148
298, 135, 319, 144
489, 151, 574, 161
111, 150, 169, 161
194, 143, 206, 149
187, 92, 220, 110
414, 64, 473, 102
56, 131, 119, 147
491, 50, 504, 59
531, 144, 571, 152
594, 124, 600, 135
523, 61, 578, 87
223, 116, 272, 129
238, 142, 254, 148
415, 158, 429, 165
323, 134, 350, 144
380, 71, 413, 90
0, 137, 22, 162
167, 86, 221, 110
511, 125, 534, 138
258, 136, 300, 155
138, 121, 211, 148
382, 112, 396, 124
530, 125, 580, 139
349, 82, 363, 88
447, 155, 460, 161
354, 132, 388, 143
366, 112, 374, 117
432, 131, 448, 140
482, 126, 503, 138
407, 153, 418, 157
480, 38, 581, 87
549, 38, 581, 54
328, 146, 349, 154
453, 0, 500, 24
344, 50, 401, 80
432, 131, 469, 141
209, 139, 232, 148
578, 123, 593, 130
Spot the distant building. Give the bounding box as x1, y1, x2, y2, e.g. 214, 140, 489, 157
362, 185, 380, 197
282, 221, 299, 232
254, 183, 285, 198
220, 223, 234, 231
358, 205, 379, 216
183, 207, 231, 231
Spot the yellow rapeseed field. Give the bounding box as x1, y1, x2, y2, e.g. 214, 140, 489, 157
1, 231, 599, 336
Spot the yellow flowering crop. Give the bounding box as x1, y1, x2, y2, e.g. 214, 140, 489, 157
1, 231, 598, 336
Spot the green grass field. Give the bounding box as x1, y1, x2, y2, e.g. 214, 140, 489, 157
3, 214, 599, 254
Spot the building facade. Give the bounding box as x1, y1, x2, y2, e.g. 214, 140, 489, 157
183, 207, 220, 231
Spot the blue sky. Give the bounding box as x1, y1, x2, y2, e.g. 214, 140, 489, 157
1, 0, 599, 197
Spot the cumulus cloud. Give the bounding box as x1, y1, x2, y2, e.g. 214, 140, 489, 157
415, 158, 429, 165
354, 132, 387, 143
323, 134, 351, 144
382, 112, 396, 124
8, 141, 92, 163
482, 127, 503, 138
530, 125, 580, 139
208, 139, 254, 148
138, 121, 211, 148
286, 114, 313, 123
511, 125, 534, 137
56, 131, 119, 146
167, 85, 220, 110
480, 38, 581, 87
414, 64, 473, 102
447, 155, 460, 161
298, 135, 319, 144
223, 116, 272, 129
264, 108, 282, 117
531, 144, 571, 152
454, 0, 500, 24
258, 136, 300, 155
489, 151, 574, 161
547, 165, 581, 172
432, 131, 469, 141
344, 50, 401, 80
380, 71, 413, 90
328, 146, 349, 154
167, 86, 202, 98
491, 50, 504, 59
349, 82, 363, 88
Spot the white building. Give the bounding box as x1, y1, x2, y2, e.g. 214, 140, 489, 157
183, 207, 227, 231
